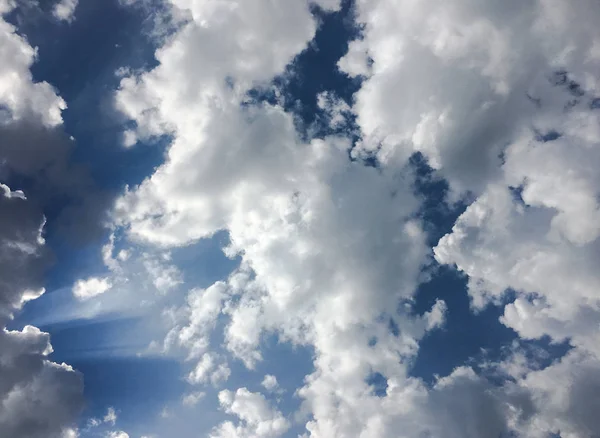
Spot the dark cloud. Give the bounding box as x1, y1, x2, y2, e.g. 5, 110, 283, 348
0, 118, 111, 243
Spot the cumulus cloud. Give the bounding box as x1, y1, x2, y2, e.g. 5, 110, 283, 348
0, 326, 83, 438
210, 388, 289, 438
186, 352, 230, 386
335, 0, 600, 436
0, 2, 111, 244
0, 4, 65, 126
106, 432, 129, 438
343, 0, 600, 197
261, 375, 279, 392
105, 0, 600, 437
52, 0, 79, 22
72, 277, 112, 300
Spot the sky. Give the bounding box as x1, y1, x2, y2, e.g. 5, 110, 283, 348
1, 0, 600, 437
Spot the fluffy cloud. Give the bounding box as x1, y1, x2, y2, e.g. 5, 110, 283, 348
343, 0, 600, 197
106, 432, 129, 438
107, 0, 600, 437
261, 375, 279, 392
337, 0, 600, 435
0, 0, 110, 244
186, 352, 230, 386
52, 0, 79, 22
115, 0, 342, 148
0, 1, 65, 126
210, 388, 289, 438
0, 325, 83, 438
72, 277, 112, 300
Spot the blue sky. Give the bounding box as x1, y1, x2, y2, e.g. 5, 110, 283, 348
1, 0, 600, 437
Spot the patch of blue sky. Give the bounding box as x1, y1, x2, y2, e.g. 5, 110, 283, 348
410, 154, 571, 384
170, 230, 241, 289
70, 356, 187, 435
246, 0, 362, 142
11, 0, 165, 190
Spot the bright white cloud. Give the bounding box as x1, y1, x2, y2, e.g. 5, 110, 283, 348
106, 432, 129, 438
62, 429, 79, 438
106, 0, 600, 437
186, 352, 230, 386
52, 0, 79, 22
0, 3, 65, 126
115, 0, 341, 148
261, 375, 279, 392
343, 0, 600, 197
211, 388, 289, 438
72, 277, 112, 300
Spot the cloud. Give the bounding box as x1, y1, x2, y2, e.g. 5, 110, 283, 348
62, 429, 79, 438
0, 326, 83, 438
210, 388, 289, 438
114, 0, 342, 148
338, 0, 600, 435
103, 407, 118, 426
0, 3, 89, 436
106, 0, 600, 437
186, 352, 230, 386
85, 406, 118, 429
0, 172, 83, 438
261, 375, 279, 392
182, 391, 205, 407
0, 2, 112, 245
106, 432, 129, 438
342, 0, 600, 197
52, 0, 79, 22
73, 277, 112, 300
0, 6, 65, 126
433, 95, 600, 349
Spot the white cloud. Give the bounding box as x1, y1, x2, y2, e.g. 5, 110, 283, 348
53, 0, 79, 22
261, 375, 279, 392
142, 253, 182, 294
85, 406, 119, 432
106, 432, 129, 438
182, 391, 205, 407
103, 407, 118, 426
211, 388, 289, 438
62, 429, 79, 438
170, 282, 228, 359
511, 350, 600, 438
0, 3, 65, 126
342, 0, 600, 197
114, 0, 340, 148
186, 351, 230, 387
107, 0, 600, 437
1, 182, 26, 200
72, 277, 112, 300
